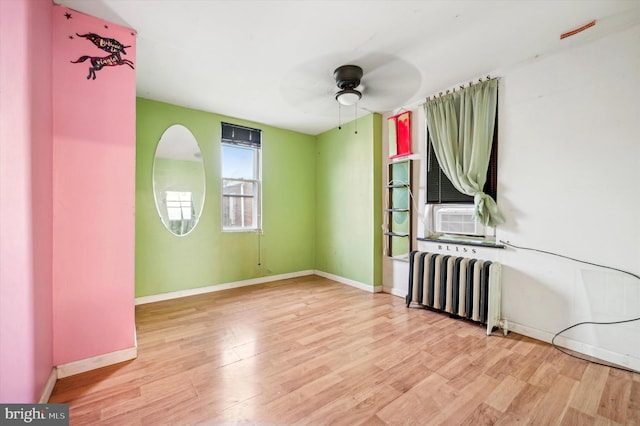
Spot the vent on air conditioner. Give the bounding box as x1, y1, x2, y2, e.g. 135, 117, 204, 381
434, 205, 486, 236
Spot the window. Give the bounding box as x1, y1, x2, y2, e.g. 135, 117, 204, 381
221, 122, 261, 231
425, 131, 499, 239
426, 115, 498, 204
165, 191, 195, 235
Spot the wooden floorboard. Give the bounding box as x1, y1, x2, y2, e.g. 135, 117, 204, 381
49, 275, 640, 425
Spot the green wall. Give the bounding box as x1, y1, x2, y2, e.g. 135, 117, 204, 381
136, 98, 317, 297
315, 114, 382, 287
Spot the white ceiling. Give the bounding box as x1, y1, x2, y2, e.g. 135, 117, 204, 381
54, 0, 640, 135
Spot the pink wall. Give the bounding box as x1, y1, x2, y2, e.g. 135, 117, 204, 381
0, 2, 137, 400
52, 6, 136, 364
0, 0, 54, 402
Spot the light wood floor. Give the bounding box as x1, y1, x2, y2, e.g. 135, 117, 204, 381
50, 275, 640, 425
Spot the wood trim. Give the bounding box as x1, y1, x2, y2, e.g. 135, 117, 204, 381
56, 346, 137, 379
134, 270, 315, 305
38, 368, 58, 403
313, 270, 382, 293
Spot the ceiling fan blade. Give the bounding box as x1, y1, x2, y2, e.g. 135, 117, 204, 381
358, 56, 422, 111
279, 54, 349, 117
280, 51, 421, 116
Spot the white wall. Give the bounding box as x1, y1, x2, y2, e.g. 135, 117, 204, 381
383, 23, 640, 370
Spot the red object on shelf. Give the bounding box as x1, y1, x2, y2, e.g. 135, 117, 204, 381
388, 111, 412, 159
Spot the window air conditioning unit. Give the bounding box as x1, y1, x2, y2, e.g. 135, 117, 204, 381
434, 204, 486, 237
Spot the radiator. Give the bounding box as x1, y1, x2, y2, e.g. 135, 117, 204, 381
406, 251, 504, 336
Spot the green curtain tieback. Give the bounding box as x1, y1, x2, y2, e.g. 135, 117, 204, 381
474, 192, 505, 227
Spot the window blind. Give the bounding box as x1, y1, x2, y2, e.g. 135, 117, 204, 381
426, 124, 498, 204
221, 122, 261, 148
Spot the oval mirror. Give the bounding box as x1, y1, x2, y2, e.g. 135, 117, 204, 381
152, 124, 205, 236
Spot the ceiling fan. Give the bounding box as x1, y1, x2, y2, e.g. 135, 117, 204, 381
280, 53, 421, 120
333, 65, 363, 106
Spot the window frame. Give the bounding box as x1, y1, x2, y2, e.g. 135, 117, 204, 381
220, 123, 262, 232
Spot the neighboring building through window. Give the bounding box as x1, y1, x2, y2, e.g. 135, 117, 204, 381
221, 122, 262, 231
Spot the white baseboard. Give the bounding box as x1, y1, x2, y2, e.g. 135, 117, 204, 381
382, 291, 639, 372
383, 286, 406, 298
56, 346, 137, 379
135, 270, 315, 305
313, 270, 382, 293
507, 321, 640, 373
38, 368, 58, 403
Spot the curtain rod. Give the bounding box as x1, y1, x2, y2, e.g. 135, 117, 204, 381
389, 75, 499, 115
425, 75, 498, 102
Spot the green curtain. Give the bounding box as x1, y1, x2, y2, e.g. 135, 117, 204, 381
424, 79, 504, 227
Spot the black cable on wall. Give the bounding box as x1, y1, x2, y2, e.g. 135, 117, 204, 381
499, 240, 639, 374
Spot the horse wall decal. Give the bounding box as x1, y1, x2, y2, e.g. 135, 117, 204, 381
71, 52, 134, 80
71, 32, 134, 80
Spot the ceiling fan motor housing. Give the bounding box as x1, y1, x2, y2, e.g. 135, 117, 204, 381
334, 65, 363, 89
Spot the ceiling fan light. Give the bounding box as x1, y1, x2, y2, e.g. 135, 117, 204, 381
335, 89, 361, 106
